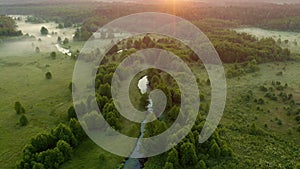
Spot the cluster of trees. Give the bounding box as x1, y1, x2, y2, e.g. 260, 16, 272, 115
138, 67, 233, 169
208, 30, 291, 63
25, 16, 45, 23
16, 118, 86, 169
0, 15, 22, 37
73, 17, 109, 41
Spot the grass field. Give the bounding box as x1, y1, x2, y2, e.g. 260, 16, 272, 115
0, 52, 75, 168
220, 61, 300, 167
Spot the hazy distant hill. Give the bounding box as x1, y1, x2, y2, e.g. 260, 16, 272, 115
0, 0, 299, 5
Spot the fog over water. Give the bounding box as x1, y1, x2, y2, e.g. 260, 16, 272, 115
0, 15, 75, 58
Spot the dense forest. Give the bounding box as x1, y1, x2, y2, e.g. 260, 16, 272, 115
1, 1, 300, 169
0, 15, 22, 37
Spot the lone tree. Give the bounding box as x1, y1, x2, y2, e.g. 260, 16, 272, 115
40, 26, 49, 35
15, 101, 25, 114
19, 114, 29, 126
45, 72, 52, 79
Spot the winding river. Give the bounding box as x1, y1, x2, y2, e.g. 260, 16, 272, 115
123, 76, 151, 169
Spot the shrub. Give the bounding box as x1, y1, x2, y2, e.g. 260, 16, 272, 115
15, 101, 25, 114
45, 72, 52, 79
35, 47, 40, 53
259, 85, 268, 92
56, 140, 72, 160
52, 123, 78, 147
67, 106, 76, 120
50, 51, 56, 59
40, 26, 48, 35
69, 118, 86, 142
19, 114, 29, 126
276, 71, 283, 76
257, 98, 265, 105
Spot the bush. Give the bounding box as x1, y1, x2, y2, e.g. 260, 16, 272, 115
259, 85, 268, 92
69, 118, 86, 142
276, 71, 283, 76
35, 47, 40, 53
257, 98, 265, 105
19, 115, 29, 126
67, 106, 76, 120
37, 147, 64, 169
50, 52, 56, 59
52, 123, 78, 147
40, 26, 48, 35
45, 72, 52, 79
56, 140, 72, 160
15, 101, 25, 114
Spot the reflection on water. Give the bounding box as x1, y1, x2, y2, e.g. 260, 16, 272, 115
137, 76, 149, 94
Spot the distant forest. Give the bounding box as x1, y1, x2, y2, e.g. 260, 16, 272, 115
1, 2, 300, 31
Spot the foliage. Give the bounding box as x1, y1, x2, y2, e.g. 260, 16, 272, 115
0, 15, 22, 37
67, 106, 76, 120
45, 72, 52, 79
15, 101, 25, 114
50, 51, 56, 60
69, 118, 86, 142
40, 26, 48, 35
209, 140, 221, 158
19, 114, 29, 126
180, 142, 198, 166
